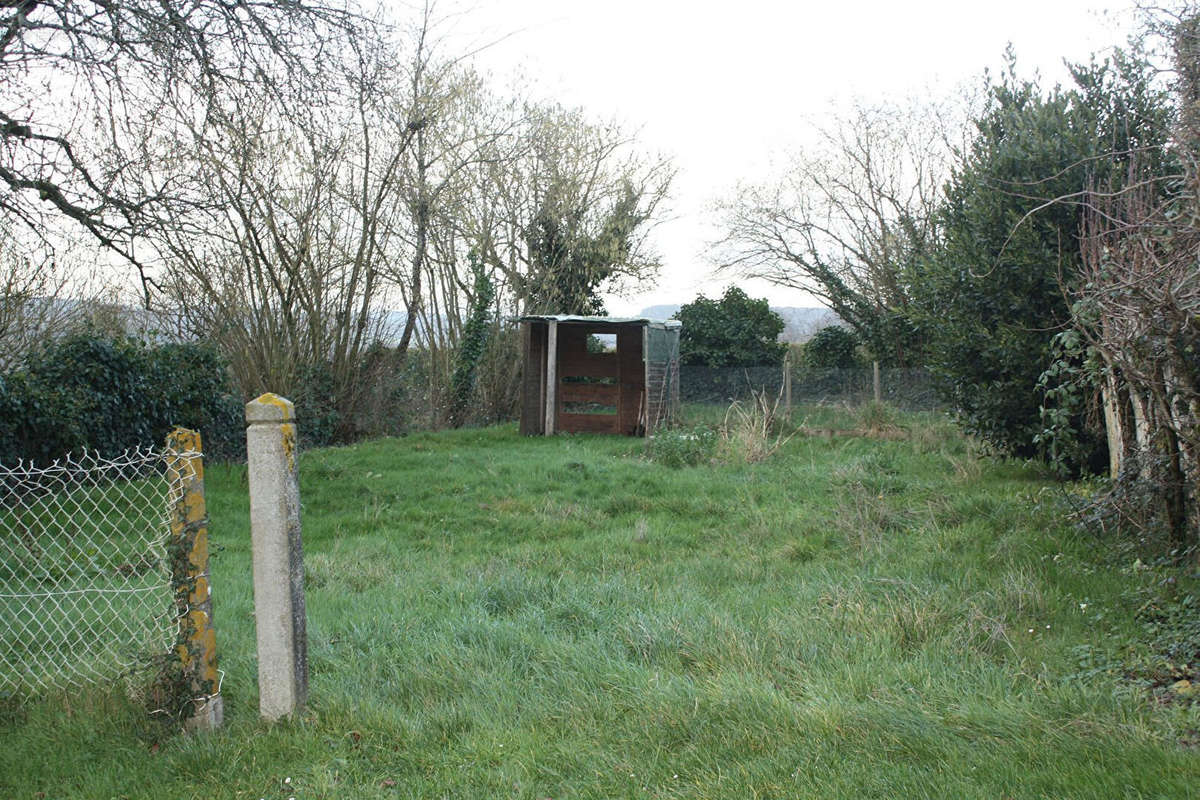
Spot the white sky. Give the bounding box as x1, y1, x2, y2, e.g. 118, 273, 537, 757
446, 0, 1141, 315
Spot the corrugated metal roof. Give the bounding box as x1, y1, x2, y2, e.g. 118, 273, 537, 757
519, 314, 681, 329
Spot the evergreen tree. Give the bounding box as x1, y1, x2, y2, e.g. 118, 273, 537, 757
803, 326, 860, 369
910, 50, 1171, 471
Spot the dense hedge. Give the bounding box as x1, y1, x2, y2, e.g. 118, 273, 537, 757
0, 332, 243, 465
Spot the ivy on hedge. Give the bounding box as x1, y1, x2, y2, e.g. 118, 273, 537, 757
0, 331, 243, 465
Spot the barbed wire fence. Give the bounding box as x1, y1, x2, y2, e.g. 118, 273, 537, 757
0, 437, 216, 717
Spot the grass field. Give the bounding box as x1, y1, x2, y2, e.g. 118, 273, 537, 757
2, 406, 1198, 799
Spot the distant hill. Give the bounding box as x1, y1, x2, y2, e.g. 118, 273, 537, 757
638, 304, 685, 321
638, 304, 841, 343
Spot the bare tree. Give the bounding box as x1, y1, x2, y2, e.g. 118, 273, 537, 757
0, 233, 74, 370
711, 97, 962, 365
0, 0, 359, 304
1073, 6, 1200, 550
153, 29, 413, 436
386, 10, 520, 356
1078, 166, 1199, 547
478, 102, 674, 316
130, 2, 674, 436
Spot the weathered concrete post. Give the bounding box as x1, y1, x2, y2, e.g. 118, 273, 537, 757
165, 427, 223, 731
246, 393, 308, 721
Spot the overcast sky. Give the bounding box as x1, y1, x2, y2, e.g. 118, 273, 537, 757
447, 0, 1141, 314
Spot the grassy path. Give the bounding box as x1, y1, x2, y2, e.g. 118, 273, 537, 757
3, 417, 1198, 798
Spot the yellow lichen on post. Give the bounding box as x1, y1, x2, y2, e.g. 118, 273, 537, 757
251, 392, 294, 421
251, 393, 297, 472
166, 427, 223, 731
281, 423, 297, 473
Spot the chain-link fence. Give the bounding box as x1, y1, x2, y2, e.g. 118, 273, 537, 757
0, 447, 189, 697
679, 365, 943, 411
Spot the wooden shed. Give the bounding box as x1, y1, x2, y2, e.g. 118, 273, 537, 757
519, 315, 681, 436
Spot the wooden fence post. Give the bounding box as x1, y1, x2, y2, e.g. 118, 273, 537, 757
166, 427, 223, 731
246, 393, 308, 721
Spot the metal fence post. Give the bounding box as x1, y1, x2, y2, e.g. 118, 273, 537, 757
246, 393, 308, 721
166, 427, 223, 731
784, 353, 792, 419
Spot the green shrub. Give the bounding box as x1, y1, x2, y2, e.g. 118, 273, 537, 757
645, 425, 717, 467
290, 360, 340, 448
0, 332, 242, 464
148, 341, 243, 461
678, 287, 786, 367
909, 53, 1166, 473
802, 326, 860, 368
0, 371, 85, 464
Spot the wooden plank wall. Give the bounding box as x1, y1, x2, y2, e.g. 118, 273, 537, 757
519, 322, 547, 435
559, 382, 619, 405
617, 326, 644, 435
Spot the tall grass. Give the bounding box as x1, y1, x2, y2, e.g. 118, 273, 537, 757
719, 388, 794, 463
1, 411, 1197, 799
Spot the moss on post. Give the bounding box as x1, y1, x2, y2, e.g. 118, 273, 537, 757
166, 427, 223, 731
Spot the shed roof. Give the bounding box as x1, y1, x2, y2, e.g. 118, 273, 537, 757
519, 314, 681, 330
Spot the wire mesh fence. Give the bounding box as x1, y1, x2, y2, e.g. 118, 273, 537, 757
0, 446, 190, 698
678, 365, 944, 412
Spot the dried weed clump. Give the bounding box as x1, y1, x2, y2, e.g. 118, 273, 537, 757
720, 389, 795, 463
851, 400, 906, 437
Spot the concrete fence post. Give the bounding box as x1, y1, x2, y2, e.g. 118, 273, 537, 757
165, 427, 223, 731
246, 393, 308, 721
